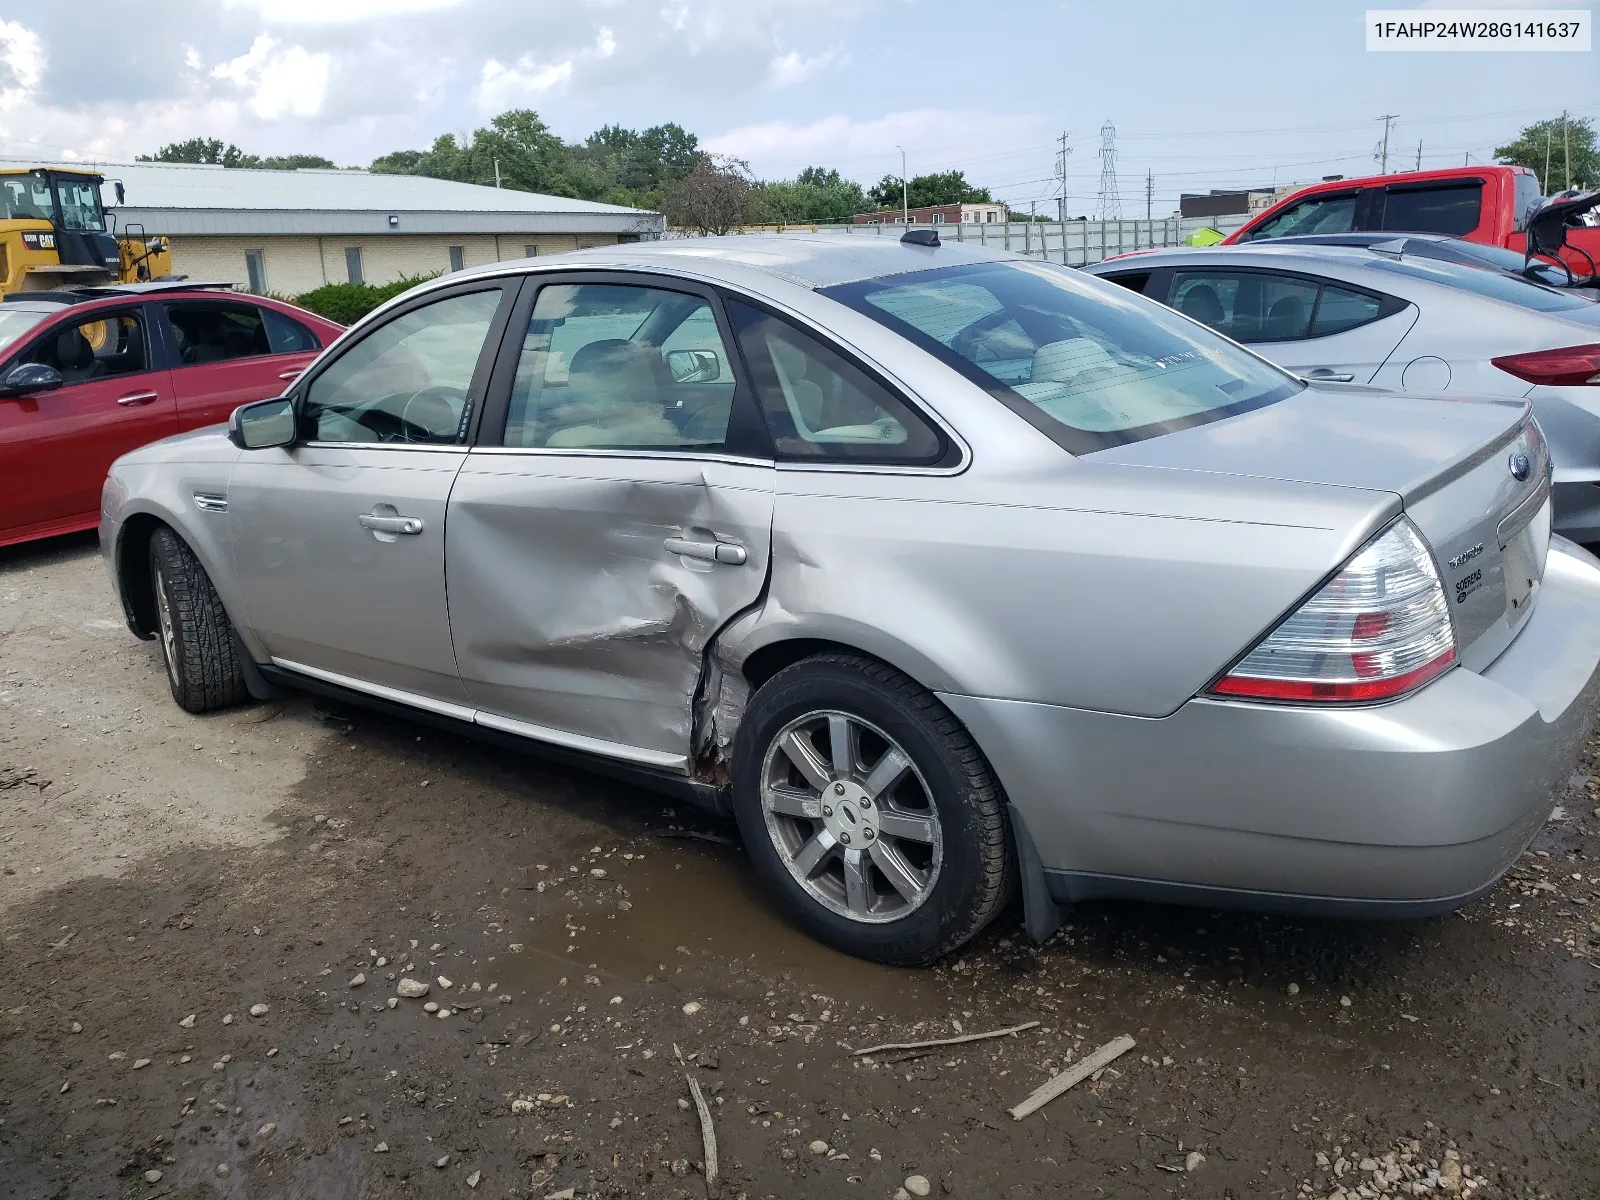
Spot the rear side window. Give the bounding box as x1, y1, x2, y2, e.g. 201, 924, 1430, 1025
726, 299, 946, 465
164, 302, 271, 365
260, 307, 320, 353
1168, 271, 1395, 343
1101, 271, 1152, 294
1244, 192, 1360, 241
1381, 183, 1482, 236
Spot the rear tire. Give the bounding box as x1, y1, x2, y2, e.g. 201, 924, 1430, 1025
731, 652, 1014, 965
148, 527, 250, 714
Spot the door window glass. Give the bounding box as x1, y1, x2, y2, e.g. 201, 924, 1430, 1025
20, 310, 148, 381
301, 287, 502, 444
1311, 285, 1384, 336
727, 299, 945, 464
164, 302, 273, 366
1381, 184, 1482, 236
260, 307, 321, 353
54, 177, 105, 231
1170, 272, 1318, 341
504, 283, 735, 451
1245, 192, 1360, 240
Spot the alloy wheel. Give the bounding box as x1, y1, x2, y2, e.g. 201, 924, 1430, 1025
758, 709, 943, 923
153, 566, 180, 689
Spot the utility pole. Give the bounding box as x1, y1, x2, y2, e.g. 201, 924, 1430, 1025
1563, 109, 1571, 190
1544, 125, 1552, 192
1055, 131, 1071, 222
1414, 140, 1422, 171
494, 157, 502, 188
1145, 169, 1153, 220
1376, 114, 1399, 173
897, 145, 908, 224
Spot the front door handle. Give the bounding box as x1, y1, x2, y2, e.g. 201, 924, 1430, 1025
664, 535, 747, 566
279, 368, 305, 381
1305, 368, 1356, 383
117, 390, 161, 407
360, 514, 424, 535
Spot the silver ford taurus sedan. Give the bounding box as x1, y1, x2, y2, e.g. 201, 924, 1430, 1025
101, 232, 1600, 965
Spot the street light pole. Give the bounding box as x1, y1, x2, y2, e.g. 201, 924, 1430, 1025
897, 145, 908, 224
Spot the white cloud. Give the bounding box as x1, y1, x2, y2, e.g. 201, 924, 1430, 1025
222, 0, 467, 23
767, 44, 847, 88
211, 35, 330, 119
0, 19, 43, 95
707, 108, 1046, 183
476, 56, 575, 113
597, 26, 617, 57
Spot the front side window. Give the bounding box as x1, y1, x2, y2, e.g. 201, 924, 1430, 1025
164, 303, 272, 366
825, 261, 1299, 453
301, 287, 503, 444
0, 306, 57, 357
1514, 172, 1542, 234
1245, 192, 1360, 241
504, 283, 736, 452
1381, 183, 1482, 236
20, 309, 147, 382
727, 300, 945, 465
0, 172, 57, 223
53, 177, 105, 232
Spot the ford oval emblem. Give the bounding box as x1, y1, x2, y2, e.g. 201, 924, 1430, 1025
1509, 451, 1531, 482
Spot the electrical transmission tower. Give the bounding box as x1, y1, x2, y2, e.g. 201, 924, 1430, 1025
1097, 120, 1120, 219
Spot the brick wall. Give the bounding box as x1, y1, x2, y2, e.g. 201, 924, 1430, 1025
168, 232, 620, 297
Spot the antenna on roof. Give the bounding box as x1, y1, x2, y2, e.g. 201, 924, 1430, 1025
901, 228, 939, 247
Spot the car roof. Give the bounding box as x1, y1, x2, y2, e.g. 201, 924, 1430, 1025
1086, 243, 1385, 272
451, 232, 1025, 291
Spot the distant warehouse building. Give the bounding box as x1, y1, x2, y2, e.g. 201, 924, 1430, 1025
80, 159, 664, 295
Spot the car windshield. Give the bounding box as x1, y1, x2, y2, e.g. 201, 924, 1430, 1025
1361, 255, 1597, 315
823, 260, 1300, 453
0, 306, 56, 355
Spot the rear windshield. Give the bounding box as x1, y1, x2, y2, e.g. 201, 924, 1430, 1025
822, 261, 1300, 453
1362, 255, 1596, 314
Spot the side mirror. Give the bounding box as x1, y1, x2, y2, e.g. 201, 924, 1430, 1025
0, 361, 63, 397
228, 396, 296, 450
665, 348, 721, 384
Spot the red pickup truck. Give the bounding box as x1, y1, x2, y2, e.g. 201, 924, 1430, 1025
1224, 164, 1600, 278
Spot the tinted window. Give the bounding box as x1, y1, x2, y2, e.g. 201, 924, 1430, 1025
260, 307, 320, 353
825, 262, 1298, 453
302, 288, 503, 444
1381, 183, 1482, 236
1102, 271, 1152, 294
727, 300, 945, 465
504, 283, 735, 451
1246, 192, 1360, 240
1363, 256, 1597, 314
21, 309, 147, 381
165, 303, 271, 366
1169, 272, 1318, 341
1313, 285, 1385, 336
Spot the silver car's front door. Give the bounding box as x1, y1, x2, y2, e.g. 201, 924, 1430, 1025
445, 276, 775, 768
230, 283, 517, 709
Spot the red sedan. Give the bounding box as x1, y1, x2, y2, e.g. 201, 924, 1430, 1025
0, 282, 342, 548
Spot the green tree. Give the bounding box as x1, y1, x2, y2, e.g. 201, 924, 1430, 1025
866, 168, 993, 211
1495, 115, 1597, 193
747, 166, 869, 224
661, 155, 752, 234
138, 137, 249, 166
254, 154, 338, 171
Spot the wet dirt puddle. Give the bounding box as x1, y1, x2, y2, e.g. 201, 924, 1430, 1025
491, 839, 937, 1013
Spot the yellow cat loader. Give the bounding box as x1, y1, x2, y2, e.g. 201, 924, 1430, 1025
0, 166, 174, 296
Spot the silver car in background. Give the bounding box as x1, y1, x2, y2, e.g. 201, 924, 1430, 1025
101, 234, 1600, 964
1085, 244, 1600, 540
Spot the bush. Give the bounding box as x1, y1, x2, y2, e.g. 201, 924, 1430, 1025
291, 273, 440, 325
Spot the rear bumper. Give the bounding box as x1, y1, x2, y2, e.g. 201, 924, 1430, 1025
942, 538, 1600, 916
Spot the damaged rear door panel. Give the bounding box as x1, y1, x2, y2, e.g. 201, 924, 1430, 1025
445, 454, 774, 767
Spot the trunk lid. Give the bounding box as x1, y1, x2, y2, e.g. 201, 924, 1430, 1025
1092, 384, 1552, 668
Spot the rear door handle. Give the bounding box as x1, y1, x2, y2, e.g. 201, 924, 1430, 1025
664, 535, 747, 566
116, 390, 161, 407
360, 514, 424, 535
1305, 369, 1355, 383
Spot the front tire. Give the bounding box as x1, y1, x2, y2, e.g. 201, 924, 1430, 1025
732, 653, 1014, 965
149, 527, 250, 714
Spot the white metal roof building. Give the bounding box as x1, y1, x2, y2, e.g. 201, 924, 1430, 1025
27, 158, 665, 297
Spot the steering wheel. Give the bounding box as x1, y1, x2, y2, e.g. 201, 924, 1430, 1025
396, 384, 467, 444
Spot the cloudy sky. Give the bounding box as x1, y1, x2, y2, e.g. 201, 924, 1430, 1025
0, 0, 1593, 214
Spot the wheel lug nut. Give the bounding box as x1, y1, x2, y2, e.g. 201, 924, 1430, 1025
822, 806, 833, 817
864, 828, 875, 840
839, 833, 851, 844
860, 798, 871, 809
834, 783, 846, 795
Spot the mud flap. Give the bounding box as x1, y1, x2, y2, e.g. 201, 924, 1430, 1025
232, 630, 288, 702
1008, 802, 1065, 943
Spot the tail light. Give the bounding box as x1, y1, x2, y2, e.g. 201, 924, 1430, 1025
1491, 343, 1600, 386
1210, 519, 1455, 703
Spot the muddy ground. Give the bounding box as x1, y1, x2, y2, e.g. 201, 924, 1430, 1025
2, 532, 1598, 1200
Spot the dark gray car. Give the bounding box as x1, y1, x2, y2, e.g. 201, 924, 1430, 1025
101, 234, 1600, 963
